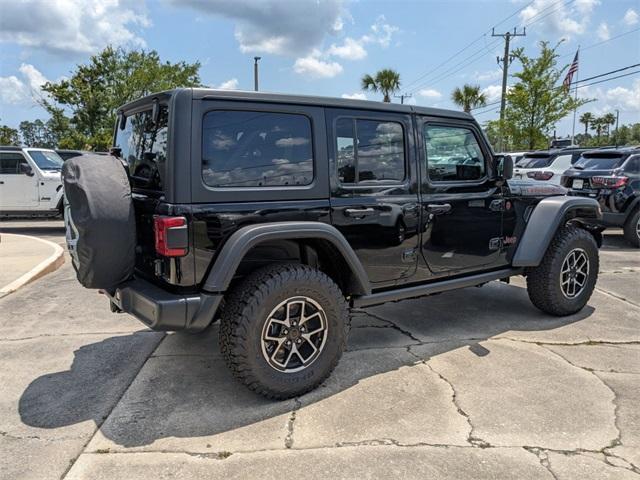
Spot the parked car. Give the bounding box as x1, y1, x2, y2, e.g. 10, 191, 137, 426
513, 148, 588, 185
62, 88, 602, 399
56, 149, 108, 161
0, 146, 64, 216
499, 151, 528, 165
562, 147, 640, 247
549, 138, 576, 149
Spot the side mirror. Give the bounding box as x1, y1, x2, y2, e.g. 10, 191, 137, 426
151, 98, 160, 124
20, 163, 34, 176
118, 111, 126, 131
494, 155, 513, 180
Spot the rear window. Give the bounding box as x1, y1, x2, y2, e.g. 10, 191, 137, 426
517, 155, 554, 169
115, 106, 169, 191
573, 154, 626, 170
202, 111, 314, 188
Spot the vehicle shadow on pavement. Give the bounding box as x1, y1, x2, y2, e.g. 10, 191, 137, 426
17, 281, 594, 449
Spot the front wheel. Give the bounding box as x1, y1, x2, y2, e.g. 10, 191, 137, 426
219, 263, 349, 399
526, 226, 599, 316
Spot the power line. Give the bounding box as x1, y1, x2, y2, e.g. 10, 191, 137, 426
578, 70, 640, 89
559, 27, 640, 58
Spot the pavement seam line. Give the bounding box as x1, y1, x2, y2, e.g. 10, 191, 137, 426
595, 286, 640, 308
522, 447, 559, 480
59, 332, 167, 480
284, 398, 301, 449
353, 310, 422, 343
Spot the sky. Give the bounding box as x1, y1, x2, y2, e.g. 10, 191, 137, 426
0, 0, 639, 138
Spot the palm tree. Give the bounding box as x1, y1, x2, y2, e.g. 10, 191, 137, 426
361, 69, 401, 102
602, 113, 616, 136
579, 112, 593, 135
591, 117, 605, 140
451, 84, 487, 113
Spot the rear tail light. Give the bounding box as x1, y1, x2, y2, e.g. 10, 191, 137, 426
591, 176, 628, 188
153, 216, 188, 257
527, 171, 554, 181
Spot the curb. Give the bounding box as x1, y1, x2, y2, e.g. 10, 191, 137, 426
0, 234, 65, 298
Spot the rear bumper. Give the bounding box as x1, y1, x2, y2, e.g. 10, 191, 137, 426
107, 278, 223, 332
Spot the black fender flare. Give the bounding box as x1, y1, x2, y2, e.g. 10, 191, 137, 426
202, 221, 371, 295
512, 196, 601, 267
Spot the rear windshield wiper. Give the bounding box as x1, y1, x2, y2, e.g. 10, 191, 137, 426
572, 164, 584, 170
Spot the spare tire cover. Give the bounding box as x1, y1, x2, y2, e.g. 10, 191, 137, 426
62, 154, 136, 290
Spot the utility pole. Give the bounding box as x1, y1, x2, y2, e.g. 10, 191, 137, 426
614, 109, 620, 147
253, 57, 261, 91
394, 93, 412, 104
492, 27, 526, 151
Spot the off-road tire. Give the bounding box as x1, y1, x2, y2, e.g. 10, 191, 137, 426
526, 226, 599, 316
219, 263, 349, 399
623, 208, 640, 248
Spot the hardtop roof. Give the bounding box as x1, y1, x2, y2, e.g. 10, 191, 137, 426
118, 87, 474, 121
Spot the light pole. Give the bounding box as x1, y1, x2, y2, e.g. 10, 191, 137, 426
254, 57, 261, 92
615, 109, 620, 147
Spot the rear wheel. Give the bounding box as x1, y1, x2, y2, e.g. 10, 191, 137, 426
219, 263, 349, 399
623, 209, 640, 248
526, 226, 599, 316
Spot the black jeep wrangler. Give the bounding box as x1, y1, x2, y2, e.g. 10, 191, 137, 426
63, 88, 602, 399
561, 147, 640, 247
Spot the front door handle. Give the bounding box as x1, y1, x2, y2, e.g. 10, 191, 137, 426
427, 203, 452, 215
345, 207, 375, 217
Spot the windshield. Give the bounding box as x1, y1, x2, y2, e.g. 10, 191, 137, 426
573, 155, 625, 170
114, 105, 168, 192
28, 150, 64, 171
516, 155, 554, 169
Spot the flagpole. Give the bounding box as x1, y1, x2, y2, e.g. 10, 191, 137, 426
571, 46, 580, 146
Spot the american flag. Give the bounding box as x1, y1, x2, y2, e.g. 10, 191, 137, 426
563, 50, 579, 89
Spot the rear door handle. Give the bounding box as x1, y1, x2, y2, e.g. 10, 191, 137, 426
427, 203, 452, 215
345, 207, 376, 217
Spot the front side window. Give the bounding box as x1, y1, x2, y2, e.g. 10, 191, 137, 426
27, 150, 63, 171
115, 106, 169, 191
0, 153, 28, 174
424, 125, 486, 182
202, 111, 314, 188
336, 118, 405, 184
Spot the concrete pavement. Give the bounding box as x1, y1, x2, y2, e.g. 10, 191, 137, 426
0, 221, 638, 479
0, 232, 64, 298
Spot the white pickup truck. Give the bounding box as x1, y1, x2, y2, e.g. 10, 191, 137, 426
0, 147, 64, 216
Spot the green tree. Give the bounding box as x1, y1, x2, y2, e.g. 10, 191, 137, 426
0, 125, 20, 145
19, 119, 59, 148
602, 113, 616, 137
41, 46, 201, 150
451, 84, 486, 113
591, 117, 605, 141
579, 112, 593, 136
361, 68, 401, 102
501, 41, 591, 150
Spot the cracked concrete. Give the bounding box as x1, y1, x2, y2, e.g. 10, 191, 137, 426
1, 224, 639, 479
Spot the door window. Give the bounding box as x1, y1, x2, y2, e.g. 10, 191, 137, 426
202, 110, 314, 188
424, 125, 486, 182
0, 153, 28, 174
336, 118, 405, 184
624, 156, 640, 174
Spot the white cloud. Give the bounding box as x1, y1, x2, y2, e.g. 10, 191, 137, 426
418, 88, 442, 99
623, 8, 639, 26
362, 15, 399, 48
174, 0, 345, 56
328, 37, 367, 60
341, 92, 367, 100
0, 0, 149, 57
482, 84, 504, 103
0, 63, 48, 105
605, 79, 640, 112
293, 51, 343, 78
596, 22, 610, 41
519, 0, 599, 38
0, 76, 28, 104
474, 68, 502, 82
216, 78, 239, 90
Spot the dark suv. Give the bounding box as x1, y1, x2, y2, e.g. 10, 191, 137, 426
561, 147, 640, 247
63, 88, 602, 399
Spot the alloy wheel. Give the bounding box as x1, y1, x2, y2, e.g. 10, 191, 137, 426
260, 296, 328, 373
560, 248, 590, 299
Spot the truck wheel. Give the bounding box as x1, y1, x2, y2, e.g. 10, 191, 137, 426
526, 226, 599, 316
623, 209, 640, 248
219, 263, 349, 399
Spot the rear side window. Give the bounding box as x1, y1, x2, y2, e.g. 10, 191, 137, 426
424, 125, 485, 181
336, 118, 405, 184
0, 153, 28, 174
624, 156, 640, 174
115, 106, 169, 192
202, 111, 314, 188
